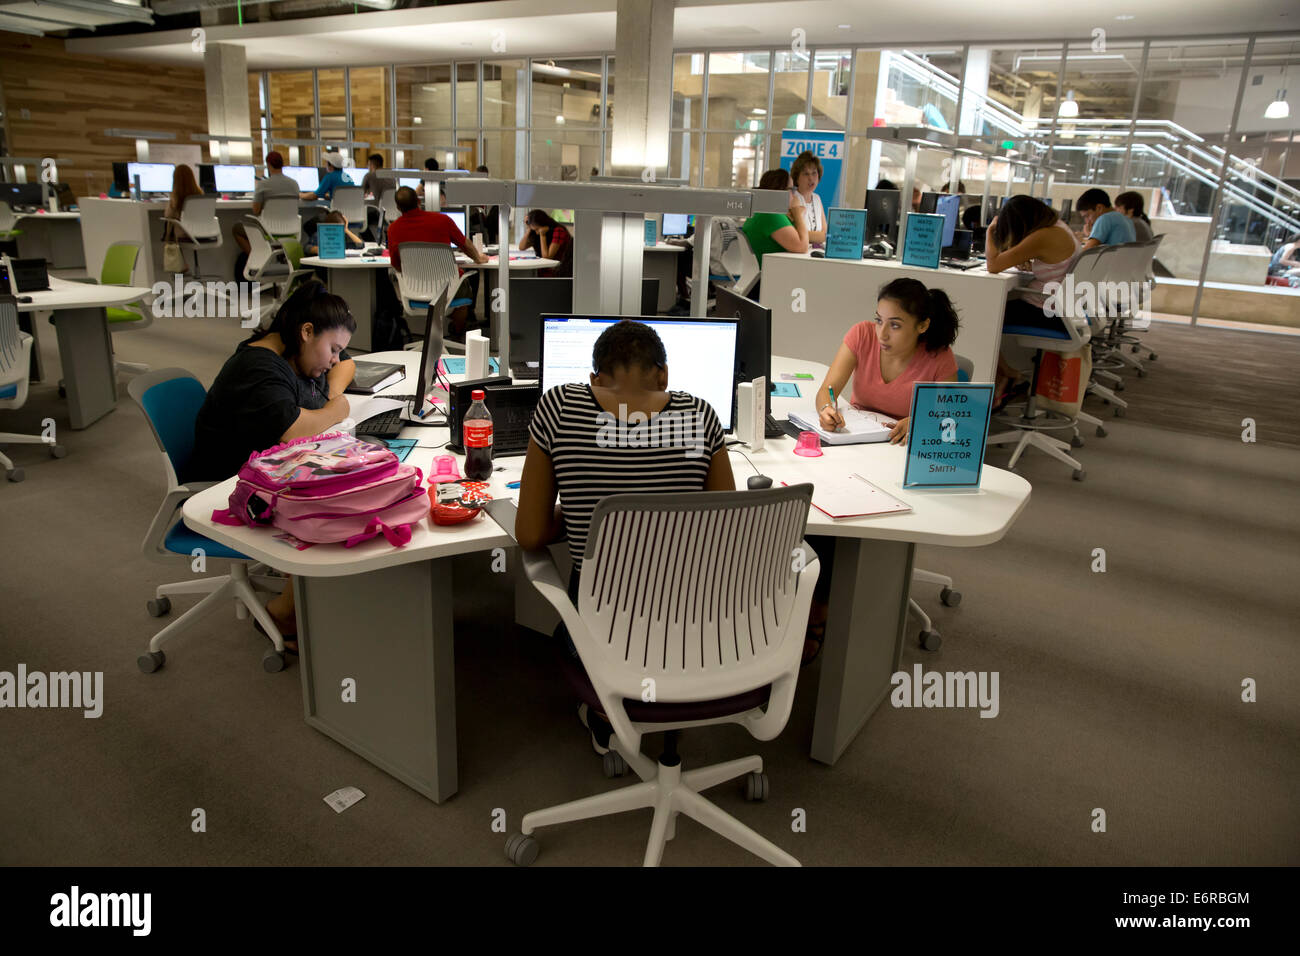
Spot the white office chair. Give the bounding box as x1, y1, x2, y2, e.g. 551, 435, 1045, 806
243, 217, 311, 329
1075, 246, 1129, 423
389, 243, 475, 357
256, 197, 302, 241
502, 485, 817, 867
987, 248, 1097, 481
0, 294, 66, 482
377, 189, 399, 241
128, 367, 291, 673
330, 185, 367, 230
162, 196, 223, 278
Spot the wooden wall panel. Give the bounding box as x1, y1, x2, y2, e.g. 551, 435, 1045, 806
0, 34, 210, 197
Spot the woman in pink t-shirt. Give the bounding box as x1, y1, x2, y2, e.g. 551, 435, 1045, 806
813, 278, 960, 445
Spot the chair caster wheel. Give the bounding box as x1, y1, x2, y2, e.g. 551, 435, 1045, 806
1096, 426, 1108, 438
602, 751, 628, 778
1131, 345, 1140, 353
1137, 369, 1146, 378
6, 468, 24, 483
1148, 353, 1157, 361
1073, 468, 1086, 481
57, 385, 66, 398
1114, 407, 1125, 418
1115, 382, 1125, 392
744, 771, 769, 802
1101, 398, 1109, 405
920, 629, 942, 651
262, 648, 287, 673
137, 650, 165, 674
49, 444, 66, 459
146, 596, 171, 617
940, 587, 962, 607
505, 833, 539, 866
1070, 434, 1084, 448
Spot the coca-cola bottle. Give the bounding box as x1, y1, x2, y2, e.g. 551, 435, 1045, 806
463, 389, 494, 480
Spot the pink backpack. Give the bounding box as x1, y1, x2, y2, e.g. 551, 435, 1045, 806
211, 432, 429, 549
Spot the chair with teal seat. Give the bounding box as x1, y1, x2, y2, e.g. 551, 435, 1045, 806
128, 367, 292, 674
100, 241, 153, 376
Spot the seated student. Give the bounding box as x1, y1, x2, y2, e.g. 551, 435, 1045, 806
741, 168, 810, 268
866, 178, 899, 205
232, 151, 302, 279
301, 151, 350, 202
468, 165, 500, 245
1077, 187, 1136, 249
984, 194, 1081, 406
387, 185, 487, 271
303, 210, 364, 257
518, 209, 573, 277
1268, 232, 1300, 278
1114, 190, 1154, 243
514, 319, 734, 751
191, 280, 357, 646
806, 279, 959, 662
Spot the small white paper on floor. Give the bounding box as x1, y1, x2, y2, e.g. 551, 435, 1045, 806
324, 786, 366, 813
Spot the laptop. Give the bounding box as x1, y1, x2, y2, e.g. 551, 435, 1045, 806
2, 256, 50, 293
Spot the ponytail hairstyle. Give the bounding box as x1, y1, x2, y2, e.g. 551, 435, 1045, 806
251, 278, 356, 358
877, 278, 959, 352
1114, 190, 1150, 225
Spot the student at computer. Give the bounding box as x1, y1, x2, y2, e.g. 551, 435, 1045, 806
790, 151, 828, 245
741, 168, 809, 269
468, 165, 500, 245
387, 186, 487, 271
984, 194, 1081, 405
300, 151, 349, 202
1114, 191, 1154, 242
1077, 187, 1136, 249
163, 164, 203, 224
303, 210, 365, 257
361, 153, 385, 198
806, 278, 958, 662
515, 319, 734, 748
1268, 233, 1300, 279
191, 280, 357, 646
231, 151, 301, 277
517, 209, 572, 277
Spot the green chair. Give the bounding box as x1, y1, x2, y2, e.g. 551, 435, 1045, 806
0, 202, 23, 256
101, 241, 152, 376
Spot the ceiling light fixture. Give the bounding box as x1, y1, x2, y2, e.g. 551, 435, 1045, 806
1114, 14, 1135, 20
1265, 91, 1290, 119
1058, 90, 1079, 118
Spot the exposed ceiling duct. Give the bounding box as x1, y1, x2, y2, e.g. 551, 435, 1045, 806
150, 0, 397, 14
0, 0, 155, 34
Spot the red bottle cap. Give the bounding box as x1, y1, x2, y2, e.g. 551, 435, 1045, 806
472, 389, 485, 400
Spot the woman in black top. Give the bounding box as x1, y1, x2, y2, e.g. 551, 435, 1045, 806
192, 279, 357, 645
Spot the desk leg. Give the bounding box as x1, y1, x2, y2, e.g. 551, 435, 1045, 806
18, 310, 46, 383
53, 306, 117, 429
327, 269, 375, 351
295, 558, 458, 803
810, 537, 913, 764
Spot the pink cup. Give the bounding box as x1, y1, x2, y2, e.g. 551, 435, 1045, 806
430, 454, 463, 482
793, 430, 823, 457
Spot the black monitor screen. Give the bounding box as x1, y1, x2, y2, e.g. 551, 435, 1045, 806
866, 189, 901, 244
919, 192, 940, 215
714, 286, 771, 419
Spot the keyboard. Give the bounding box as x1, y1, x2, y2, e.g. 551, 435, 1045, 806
765, 414, 785, 439
355, 409, 405, 440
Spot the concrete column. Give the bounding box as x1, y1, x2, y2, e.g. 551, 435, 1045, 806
204, 42, 253, 163
610, 0, 674, 177
960, 48, 991, 136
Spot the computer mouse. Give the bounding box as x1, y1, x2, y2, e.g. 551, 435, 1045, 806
810, 249, 825, 258
747, 474, 773, 490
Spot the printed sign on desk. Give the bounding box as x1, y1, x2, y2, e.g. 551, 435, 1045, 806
317, 222, 345, 260
644, 218, 657, 246
825, 208, 867, 260
901, 212, 944, 269
780, 130, 845, 209
903, 382, 995, 489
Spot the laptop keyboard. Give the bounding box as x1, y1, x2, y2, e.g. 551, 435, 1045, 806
355, 410, 405, 439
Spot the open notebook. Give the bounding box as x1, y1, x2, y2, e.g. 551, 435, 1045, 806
783, 474, 911, 520
787, 407, 894, 445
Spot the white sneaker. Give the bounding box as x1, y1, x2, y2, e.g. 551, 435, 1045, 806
577, 703, 610, 755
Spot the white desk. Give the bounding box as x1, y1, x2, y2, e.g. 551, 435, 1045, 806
182, 352, 1030, 801
301, 251, 559, 352
643, 242, 689, 312
18, 276, 153, 429
759, 253, 1023, 384
15, 211, 84, 269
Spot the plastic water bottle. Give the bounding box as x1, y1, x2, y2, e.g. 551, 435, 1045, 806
463, 389, 494, 480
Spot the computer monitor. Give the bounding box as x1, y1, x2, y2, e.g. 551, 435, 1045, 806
411, 287, 450, 418
935, 194, 961, 249
0, 182, 45, 208
398, 177, 420, 189
214, 164, 255, 194
540, 316, 740, 431
510, 278, 660, 375
283, 166, 320, 192
662, 213, 690, 237
1059, 198, 1074, 225
1000, 195, 1011, 210
919, 191, 940, 215
714, 287, 772, 421
443, 209, 467, 234
947, 229, 973, 261
1042, 197, 1053, 208
865, 189, 901, 244
127, 162, 175, 194
339, 167, 366, 187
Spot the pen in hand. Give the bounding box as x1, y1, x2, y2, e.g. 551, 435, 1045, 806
821, 386, 846, 431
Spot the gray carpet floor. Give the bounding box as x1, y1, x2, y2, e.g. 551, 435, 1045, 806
1, 310, 1296, 866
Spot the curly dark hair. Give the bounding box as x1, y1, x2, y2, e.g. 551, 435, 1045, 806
592, 319, 667, 375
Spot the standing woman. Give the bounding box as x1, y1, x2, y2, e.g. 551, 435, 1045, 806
984, 194, 1081, 407
519, 209, 573, 277
789, 150, 827, 246
1114, 191, 1154, 242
